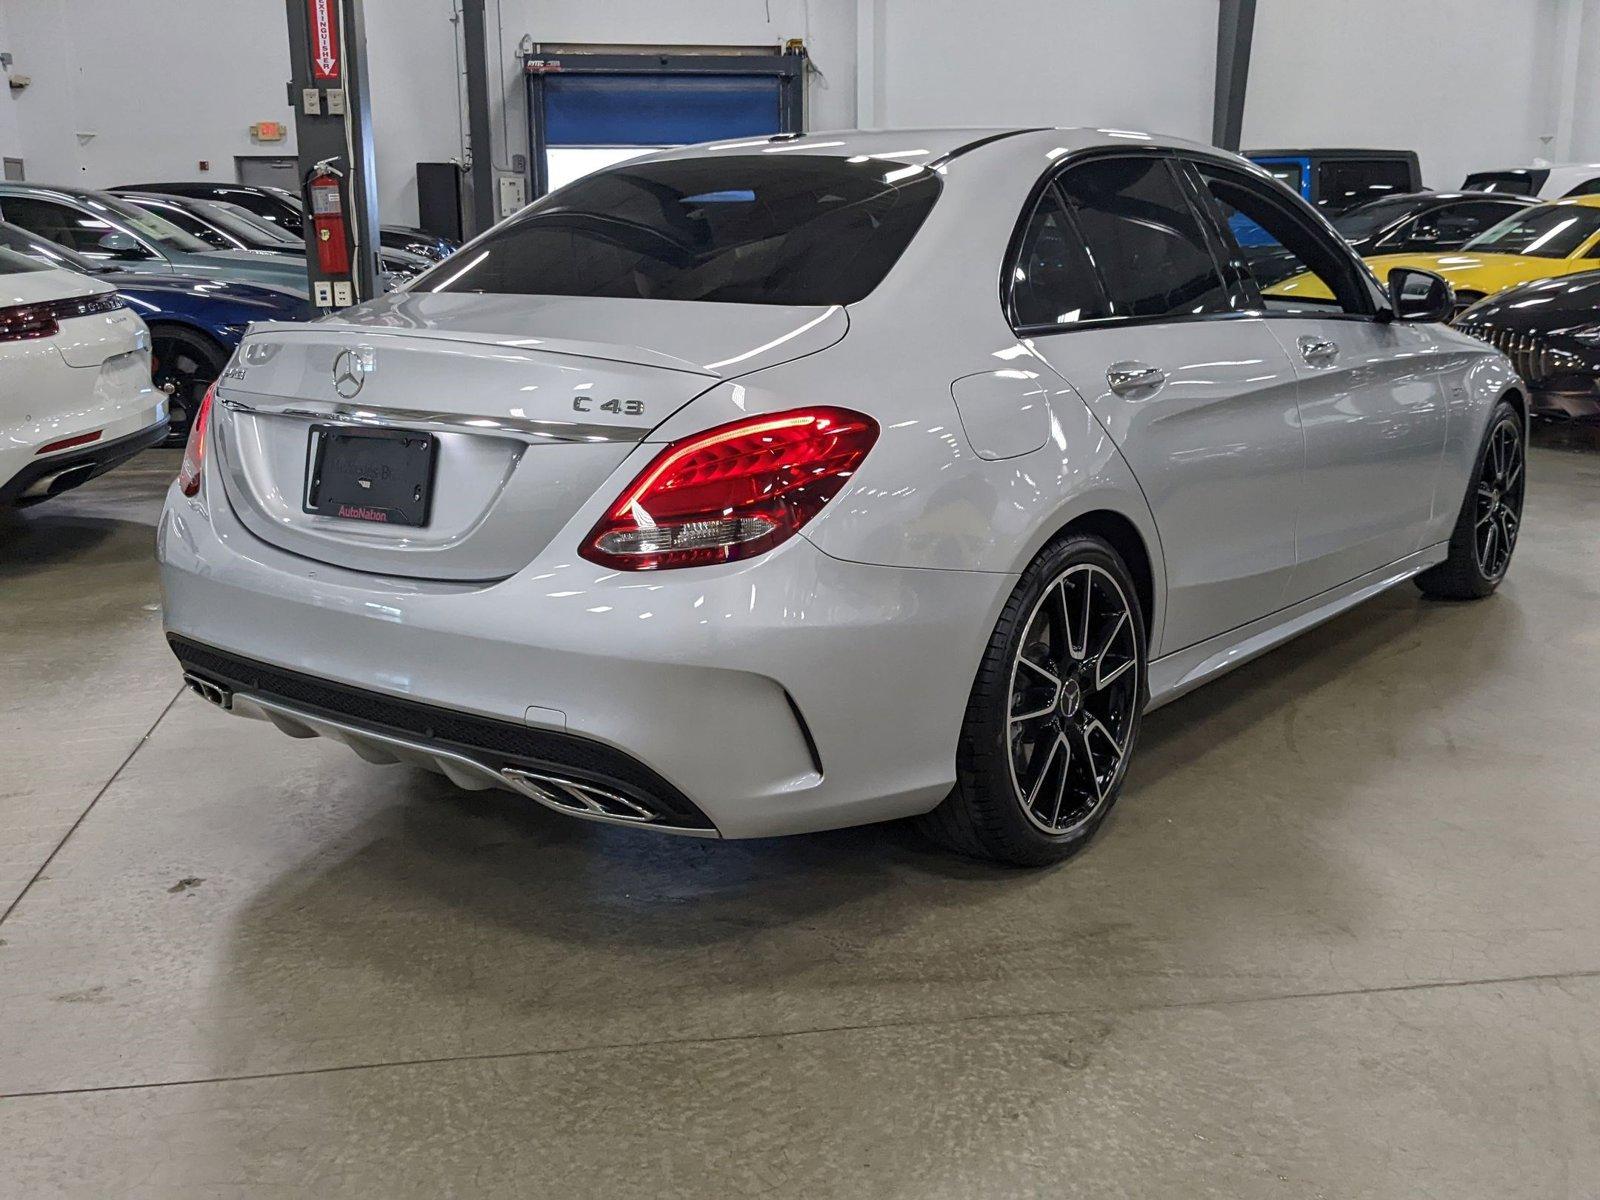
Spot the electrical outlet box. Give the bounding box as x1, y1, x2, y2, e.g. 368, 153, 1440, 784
313, 280, 334, 308
498, 175, 527, 219
333, 281, 354, 307
326, 88, 346, 116
302, 87, 322, 115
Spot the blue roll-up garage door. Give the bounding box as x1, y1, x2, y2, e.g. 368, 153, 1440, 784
544, 74, 784, 146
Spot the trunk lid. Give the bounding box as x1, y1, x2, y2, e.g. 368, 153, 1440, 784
212, 294, 846, 581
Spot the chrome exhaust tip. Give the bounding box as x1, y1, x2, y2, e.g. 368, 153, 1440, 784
182, 673, 234, 711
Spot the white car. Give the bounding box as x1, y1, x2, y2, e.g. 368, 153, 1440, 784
1, 247, 167, 506
159, 129, 1522, 865
1462, 162, 1600, 199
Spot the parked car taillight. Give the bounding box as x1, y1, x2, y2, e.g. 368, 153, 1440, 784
177, 382, 215, 497
0, 293, 122, 342
580, 407, 878, 571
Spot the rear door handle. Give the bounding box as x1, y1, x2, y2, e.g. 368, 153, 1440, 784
1298, 335, 1339, 364
1106, 361, 1167, 395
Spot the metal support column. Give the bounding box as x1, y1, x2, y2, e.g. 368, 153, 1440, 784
1212, 0, 1257, 152
285, 0, 381, 306
460, 0, 496, 238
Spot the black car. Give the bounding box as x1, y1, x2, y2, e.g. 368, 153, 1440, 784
1331, 191, 1537, 255
1456, 272, 1600, 421
115, 181, 457, 262
1240, 191, 1535, 289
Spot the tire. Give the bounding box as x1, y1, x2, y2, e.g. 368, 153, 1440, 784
918, 533, 1148, 867
149, 324, 227, 447
1415, 398, 1526, 600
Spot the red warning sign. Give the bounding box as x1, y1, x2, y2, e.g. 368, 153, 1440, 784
308, 0, 341, 80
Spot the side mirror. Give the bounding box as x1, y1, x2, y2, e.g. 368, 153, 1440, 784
1386, 266, 1455, 323
96, 231, 148, 260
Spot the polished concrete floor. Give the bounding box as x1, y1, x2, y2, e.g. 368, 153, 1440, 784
1, 436, 1597, 1198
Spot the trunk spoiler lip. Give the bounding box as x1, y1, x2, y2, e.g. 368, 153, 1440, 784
236, 320, 717, 377
237, 301, 850, 380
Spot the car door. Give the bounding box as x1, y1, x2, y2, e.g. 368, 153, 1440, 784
1013, 154, 1304, 656
1187, 159, 1450, 599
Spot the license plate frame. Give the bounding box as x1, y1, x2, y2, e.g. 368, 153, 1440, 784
304, 424, 438, 528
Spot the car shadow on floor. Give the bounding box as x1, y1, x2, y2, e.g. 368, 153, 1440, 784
0, 509, 120, 578
197, 566, 1525, 1076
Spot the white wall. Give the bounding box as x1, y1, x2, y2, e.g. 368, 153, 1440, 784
864, 0, 1217, 139
5, 0, 300, 186
1245, 0, 1571, 191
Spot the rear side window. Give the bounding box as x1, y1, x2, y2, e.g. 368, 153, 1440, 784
422, 155, 941, 305
1052, 157, 1232, 320
1316, 159, 1413, 210
1009, 188, 1107, 328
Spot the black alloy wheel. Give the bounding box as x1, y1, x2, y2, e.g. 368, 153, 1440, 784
149, 325, 226, 447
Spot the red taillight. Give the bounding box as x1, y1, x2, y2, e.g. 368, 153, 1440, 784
0, 303, 60, 342
177, 383, 216, 497
580, 406, 879, 571
0, 293, 123, 343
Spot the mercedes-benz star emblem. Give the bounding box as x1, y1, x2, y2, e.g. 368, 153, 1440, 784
332, 347, 369, 398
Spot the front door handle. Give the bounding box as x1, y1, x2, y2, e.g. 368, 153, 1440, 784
1298, 335, 1339, 364
1106, 361, 1167, 395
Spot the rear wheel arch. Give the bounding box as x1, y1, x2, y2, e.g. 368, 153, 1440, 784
1046, 509, 1157, 643
1499, 385, 1527, 425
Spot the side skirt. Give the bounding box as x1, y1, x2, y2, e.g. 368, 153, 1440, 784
1146, 542, 1450, 710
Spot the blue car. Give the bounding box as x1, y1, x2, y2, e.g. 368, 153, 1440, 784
0, 220, 312, 442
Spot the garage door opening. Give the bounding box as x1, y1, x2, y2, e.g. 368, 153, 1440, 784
524, 46, 806, 196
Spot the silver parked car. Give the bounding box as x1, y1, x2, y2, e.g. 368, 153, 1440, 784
157, 129, 1526, 866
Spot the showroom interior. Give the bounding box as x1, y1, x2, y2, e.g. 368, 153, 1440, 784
2, 0, 1598, 1194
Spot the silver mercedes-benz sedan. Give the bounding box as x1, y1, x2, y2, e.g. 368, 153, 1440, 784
158, 128, 1526, 866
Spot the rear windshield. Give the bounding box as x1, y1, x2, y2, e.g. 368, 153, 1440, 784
1462, 170, 1546, 196
1316, 159, 1413, 210
0, 246, 49, 275
421, 154, 941, 305
1464, 204, 1600, 258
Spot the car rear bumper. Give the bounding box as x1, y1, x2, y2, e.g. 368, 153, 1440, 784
157, 478, 1009, 838
1, 415, 169, 506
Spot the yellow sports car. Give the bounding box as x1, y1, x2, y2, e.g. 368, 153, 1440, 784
1270, 193, 1600, 306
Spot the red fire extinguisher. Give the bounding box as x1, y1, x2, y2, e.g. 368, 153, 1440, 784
307, 171, 351, 277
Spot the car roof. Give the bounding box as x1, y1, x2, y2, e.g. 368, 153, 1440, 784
1349, 190, 1531, 208
1247, 148, 1417, 159
1470, 163, 1600, 172
632, 126, 1261, 174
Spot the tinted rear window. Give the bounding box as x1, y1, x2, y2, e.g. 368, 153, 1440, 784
422, 154, 941, 305
1463, 170, 1546, 196
0, 246, 49, 275
1316, 159, 1413, 210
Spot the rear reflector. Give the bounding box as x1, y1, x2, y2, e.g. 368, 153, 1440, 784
35, 429, 104, 455
580, 406, 878, 570
178, 383, 216, 497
